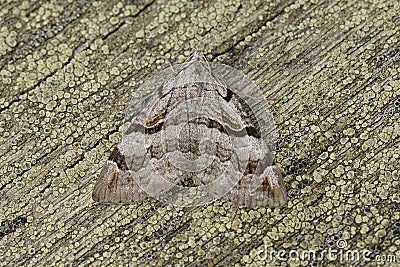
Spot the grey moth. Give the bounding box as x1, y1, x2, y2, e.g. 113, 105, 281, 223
92, 52, 288, 208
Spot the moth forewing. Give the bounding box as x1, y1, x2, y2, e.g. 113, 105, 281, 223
92, 147, 146, 204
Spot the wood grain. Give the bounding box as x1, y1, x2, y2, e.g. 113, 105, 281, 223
0, 0, 399, 266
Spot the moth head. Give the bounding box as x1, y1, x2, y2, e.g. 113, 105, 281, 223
190, 50, 207, 62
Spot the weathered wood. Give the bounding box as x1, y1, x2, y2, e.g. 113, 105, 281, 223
0, 0, 399, 266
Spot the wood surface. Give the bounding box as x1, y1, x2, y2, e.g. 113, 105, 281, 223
0, 0, 399, 266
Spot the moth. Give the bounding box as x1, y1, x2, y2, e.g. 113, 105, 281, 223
92, 52, 288, 208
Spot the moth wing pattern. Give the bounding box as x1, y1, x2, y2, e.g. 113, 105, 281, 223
206, 87, 288, 208
221, 163, 288, 208
92, 53, 288, 208
92, 146, 147, 203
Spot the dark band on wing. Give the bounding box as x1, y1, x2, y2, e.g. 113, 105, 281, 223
191, 117, 261, 139
109, 147, 128, 170
245, 126, 261, 139
146, 110, 166, 127
125, 118, 260, 140
193, 117, 225, 133
145, 121, 164, 134
243, 160, 259, 175
124, 121, 165, 135
223, 87, 233, 102
222, 88, 261, 132
261, 176, 276, 197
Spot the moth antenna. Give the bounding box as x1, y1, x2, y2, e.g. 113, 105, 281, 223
190, 50, 208, 62
182, 49, 203, 64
